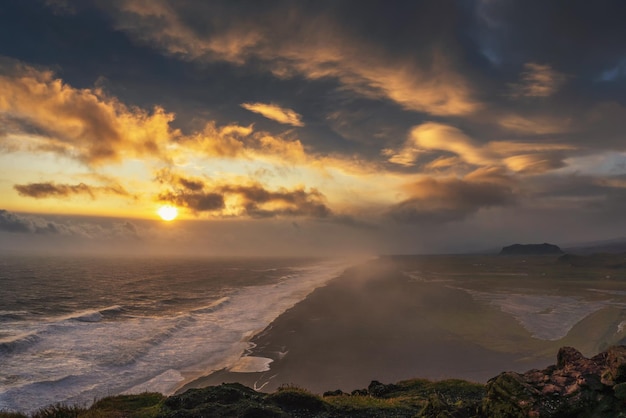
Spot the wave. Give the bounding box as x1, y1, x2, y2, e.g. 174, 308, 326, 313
1, 258, 358, 413
0, 332, 41, 355
61, 305, 124, 323
0, 310, 30, 321
190, 297, 231, 314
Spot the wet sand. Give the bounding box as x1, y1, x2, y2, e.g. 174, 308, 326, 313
179, 257, 551, 394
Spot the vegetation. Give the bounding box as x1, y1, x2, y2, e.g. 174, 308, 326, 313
0, 393, 164, 418
0, 380, 484, 418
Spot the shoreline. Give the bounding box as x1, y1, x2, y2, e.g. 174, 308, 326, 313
165, 258, 363, 396
178, 257, 553, 395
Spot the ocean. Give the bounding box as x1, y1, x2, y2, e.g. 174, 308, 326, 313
0, 255, 351, 413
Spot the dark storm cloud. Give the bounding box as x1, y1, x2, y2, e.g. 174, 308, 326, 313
14, 182, 129, 199
389, 177, 516, 224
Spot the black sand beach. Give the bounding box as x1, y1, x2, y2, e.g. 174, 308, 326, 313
179, 257, 557, 394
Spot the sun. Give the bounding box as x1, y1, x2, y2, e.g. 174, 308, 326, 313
157, 205, 178, 221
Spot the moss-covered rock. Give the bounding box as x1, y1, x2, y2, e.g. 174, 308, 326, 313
484, 346, 626, 417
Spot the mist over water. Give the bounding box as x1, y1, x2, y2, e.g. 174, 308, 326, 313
0, 255, 350, 413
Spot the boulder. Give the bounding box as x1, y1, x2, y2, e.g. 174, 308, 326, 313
484, 346, 626, 417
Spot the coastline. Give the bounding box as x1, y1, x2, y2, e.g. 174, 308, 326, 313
178, 257, 553, 394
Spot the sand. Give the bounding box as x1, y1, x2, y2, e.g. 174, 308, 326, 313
179, 257, 552, 394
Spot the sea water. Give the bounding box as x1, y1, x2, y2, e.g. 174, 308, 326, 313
0, 255, 350, 413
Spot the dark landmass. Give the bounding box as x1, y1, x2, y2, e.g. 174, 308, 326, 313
4, 346, 626, 417
559, 252, 626, 269
565, 237, 626, 255
500, 243, 564, 255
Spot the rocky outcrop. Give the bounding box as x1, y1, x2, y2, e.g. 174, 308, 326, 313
483, 346, 626, 417
500, 243, 563, 256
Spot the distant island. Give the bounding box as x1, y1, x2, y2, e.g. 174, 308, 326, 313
499, 243, 564, 255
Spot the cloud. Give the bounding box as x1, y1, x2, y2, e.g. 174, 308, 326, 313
388, 175, 516, 224
385, 122, 575, 174
498, 114, 572, 135
0, 209, 42, 233
159, 190, 225, 212
103, 0, 480, 116
156, 171, 332, 219
0, 209, 140, 239
0, 62, 316, 169
509, 63, 567, 98
0, 61, 177, 165
385, 122, 486, 167
221, 184, 331, 219
241, 102, 304, 126
14, 182, 129, 199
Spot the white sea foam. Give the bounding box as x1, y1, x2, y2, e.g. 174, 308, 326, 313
123, 369, 185, 395
0, 259, 353, 413
465, 289, 606, 340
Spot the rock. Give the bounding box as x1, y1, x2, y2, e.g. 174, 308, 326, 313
368, 380, 400, 397
484, 346, 626, 417
418, 392, 482, 418
604, 345, 626, 384
500, 243, 563, 255
351, 388, 369, 396
322, 389, 344, 397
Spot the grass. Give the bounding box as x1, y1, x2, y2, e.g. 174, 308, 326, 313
0, 393, 164, 418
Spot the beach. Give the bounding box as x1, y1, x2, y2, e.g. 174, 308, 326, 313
180, 256, 592, 394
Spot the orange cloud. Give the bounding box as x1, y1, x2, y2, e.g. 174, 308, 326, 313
386, 122, 576, 174
0, 63, 177, 164
385, 122, 488, 167
241, 102, 304, 126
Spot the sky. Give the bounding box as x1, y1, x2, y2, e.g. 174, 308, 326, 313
1, 0, 626, 256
